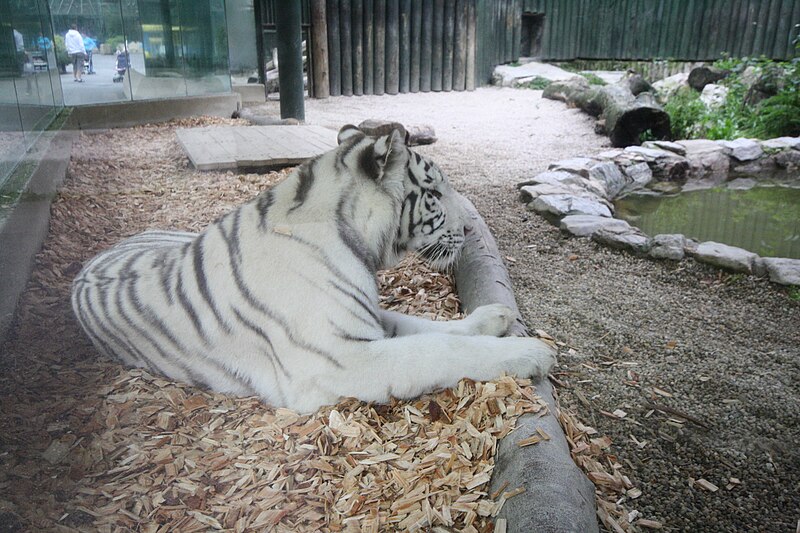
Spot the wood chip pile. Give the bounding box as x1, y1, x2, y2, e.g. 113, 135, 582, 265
0, 117, 638, 532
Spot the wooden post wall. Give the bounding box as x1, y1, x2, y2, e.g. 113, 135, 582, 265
318, 0, 498, 97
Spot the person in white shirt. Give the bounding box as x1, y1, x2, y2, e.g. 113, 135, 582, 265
64, 24, 86, 82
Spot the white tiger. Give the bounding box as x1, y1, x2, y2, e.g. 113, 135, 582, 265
71, 125, 555, 413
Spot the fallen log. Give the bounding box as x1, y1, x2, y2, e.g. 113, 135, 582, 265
453, 193, 599, 533
543, 76, 671, 148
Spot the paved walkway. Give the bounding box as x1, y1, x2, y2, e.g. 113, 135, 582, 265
176, 125, 338, 170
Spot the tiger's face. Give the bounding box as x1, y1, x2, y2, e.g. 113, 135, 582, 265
397, 150, 466, 271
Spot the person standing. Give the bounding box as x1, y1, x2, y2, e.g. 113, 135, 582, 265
83, 33, 97, 74
64, 24, 86, 82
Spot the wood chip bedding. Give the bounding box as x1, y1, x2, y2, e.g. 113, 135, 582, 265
0, 117, 638, 532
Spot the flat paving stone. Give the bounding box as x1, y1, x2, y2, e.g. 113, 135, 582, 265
177, 125, 338, 170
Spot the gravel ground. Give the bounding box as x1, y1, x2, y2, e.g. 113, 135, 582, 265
252, 88, 800, 532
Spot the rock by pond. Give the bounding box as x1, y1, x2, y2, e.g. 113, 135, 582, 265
518, 135, 800, 286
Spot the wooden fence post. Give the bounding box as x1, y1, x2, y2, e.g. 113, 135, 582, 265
399, 0, 411, 93
465, 0, 475, 90
311, 0, 330, 98
374, 0, 386, 95
364, 0, 374, 94
420, 0, 433, 91
340, 0, 354, 96
442, 0, 455, 91
275, 0, 305, 120
326, 0, 341, 96
431, 0, 444, 91
453, 0, 466, 91
410, 0, 422, 92
386, 0, 400, 94
352, 0, 364, 95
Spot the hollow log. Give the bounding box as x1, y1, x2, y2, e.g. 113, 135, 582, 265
543, 77, 671, 148
453, 193, 599, 533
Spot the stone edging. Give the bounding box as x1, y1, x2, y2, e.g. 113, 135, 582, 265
517, 137, 800, 286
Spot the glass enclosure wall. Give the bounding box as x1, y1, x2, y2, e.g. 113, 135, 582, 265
226, 0, 258, 85
49, 0, 232, 106
0, 0, 63, 188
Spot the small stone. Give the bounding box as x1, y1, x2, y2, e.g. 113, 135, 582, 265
760, 257, 800, 286
726, 178, 758, 190
774, 149, 800, 169
598, 149, 624, 159
649, 234, 686, 261
719, 138, 764, 162
700, 84, 729, 108
531, 194, 613, 218
592, 227, 652, 254
357, 119, 407, 138
525, 170, 607, 198
560, 215, 633, 237
642, 140, 687, 156
620, 162, 653, 194
406, 124, 437, 145
589, 161, 628, 198
759, 137, 800, 151
548, 157, 597, 178
624, 146, 679, 161
690, 241, 758, 273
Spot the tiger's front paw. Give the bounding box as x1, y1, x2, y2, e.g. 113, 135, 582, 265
464, 304, 516, 337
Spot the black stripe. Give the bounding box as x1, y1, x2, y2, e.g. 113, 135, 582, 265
328, 279, 382, 327
192, 233, 231, 334
336, 135, 365, 170
231, 307, 290, 378
405, 191, 419, 237
289, 161, 315, 212
257, 190, 275, 230
328, 319, 379, 342
407, 165, 421, 187
336, 195, 379, 273
357, 143, 380, 180
175, 260, 210, 345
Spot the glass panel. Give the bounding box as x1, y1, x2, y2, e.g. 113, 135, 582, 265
0, 0, 27, 187
51, 0, 133, 104
226, 0, 257, 85
11, 0, 56, 138
181, 0, 231, 96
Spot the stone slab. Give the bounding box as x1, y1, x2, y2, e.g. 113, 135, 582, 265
177, 125, 338, 170
560, 215, 632, 237
691, 241, 757, 273
761, 258, 800, 286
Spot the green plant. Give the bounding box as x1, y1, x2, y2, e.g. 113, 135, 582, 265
105, 34, 125, 53
579, 72, 607, 86
788, 286, 800, 301
53, 35, 69, 73
663, 87, 706, 139
517, 76, 551, 90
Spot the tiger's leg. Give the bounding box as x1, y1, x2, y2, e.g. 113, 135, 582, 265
378, 303, 515, 338
316, 332, 556, 407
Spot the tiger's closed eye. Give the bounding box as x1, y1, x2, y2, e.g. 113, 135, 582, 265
429, 190, 443, 200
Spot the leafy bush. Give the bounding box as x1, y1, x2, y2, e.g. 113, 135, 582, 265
105, 35, 125, 52
53, 35, 69, 73
663, 53, 800, 140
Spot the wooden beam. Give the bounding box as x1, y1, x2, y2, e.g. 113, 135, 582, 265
432, 0, 444, 91
352, 0, 364, 95
340, 0, 354, 96
326, 0, 341, 96
386, 0, 400, 94
453, 0, 467, 91
374, 0, 386, 95
410, 0, 422, 92
310, 0, 330, 98
420, 0, 433, 92
399, 0, 411, 93
364, 0, 374, 94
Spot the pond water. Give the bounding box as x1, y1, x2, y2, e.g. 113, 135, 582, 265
615, 186, 800, 259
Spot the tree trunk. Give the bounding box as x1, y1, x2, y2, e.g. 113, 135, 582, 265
453, 193, 599, 533
543, 77, 671, 148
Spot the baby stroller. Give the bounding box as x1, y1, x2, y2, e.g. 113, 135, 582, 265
112, 50, 129, 83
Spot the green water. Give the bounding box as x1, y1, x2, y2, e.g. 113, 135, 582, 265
615, 186, 800, 259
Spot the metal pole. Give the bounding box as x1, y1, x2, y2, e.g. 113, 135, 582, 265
275, 1, 305, 121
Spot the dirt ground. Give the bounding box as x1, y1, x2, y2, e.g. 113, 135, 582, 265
250, 88, 800, 532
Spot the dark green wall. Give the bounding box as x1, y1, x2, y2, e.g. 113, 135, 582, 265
522, 0, 800, 61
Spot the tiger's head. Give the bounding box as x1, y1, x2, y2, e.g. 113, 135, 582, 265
336, 124, 467, 271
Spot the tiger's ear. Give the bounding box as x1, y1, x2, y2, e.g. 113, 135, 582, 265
337, 124, 365, 145
373, 129, 409, 180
